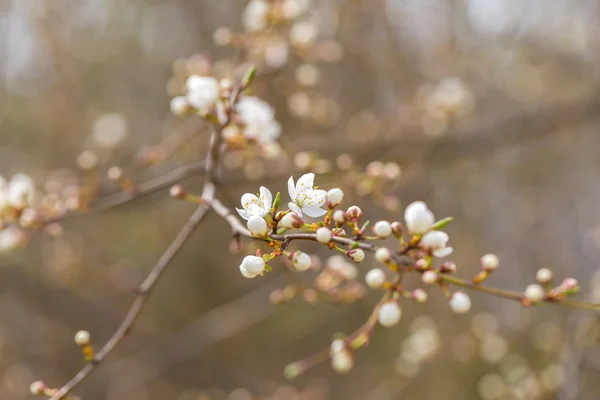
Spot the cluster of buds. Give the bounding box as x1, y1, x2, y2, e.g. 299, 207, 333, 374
330, 339, 353, 373
522, 269, 579, 306
0, 174, 42, 252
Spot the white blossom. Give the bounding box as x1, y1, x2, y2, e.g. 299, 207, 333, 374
170, 96, 189, 115
449, 292, 471, 314
8, 174, 35, 209
288, 173, 327, 217
30, 381, 46, 395
279, 212, 303, 229
236, 186, 273, 220
74, 330, 90, 345
347, 248, 365, 263
239, 255, 266, 278
237, 96, 281, 144
404, 201, 435, 234
536, 268, 553, 283
331, 350, 353, 373
332, 209, 346, 224
375, 247, 391, 264
480, 254, 499, 271
524, 284, 544, 303
292, 251, 312, 271
420, 231, 453, 258
242, 0, 270, 32
0, 227, 25, 252
185, 75, 219, 109
365, 268, 386, 289
315, 227, 332, 243
326, 188, 344, 207
378, 301, 402, 327
247, 215, 268, 235
373, 220, 392, 238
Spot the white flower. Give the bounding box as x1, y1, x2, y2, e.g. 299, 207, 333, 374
74, 330, 90, 345
449, 292, 471, 314
365, 268, 385, 289
326, 188, 344, 207
347, 248, 365, 263
236, 186, 273, 220
536, 268, 553, 283
247, 215, 268, 235
524, 284, 544, 303
332, 210, 346, 224
279, 212, 303, 229
420, 231, 453, 258
331, 350, 353, 373
185, 75, 219, 109
480, 254, 499, 271
170, 96, 189, 115
242, 0, 270, 32
378, 301, 402, 327
292, 251, 312, 271
237, 96, 281, 144
375, 247, 391, 264
287, 173, 327, 218
8, 174, 35, 209
244, 119, 281, 143
404, 201, 435, 234
239, 255, 266, 278
315, 227, 332, 243
373, 220, 392, 238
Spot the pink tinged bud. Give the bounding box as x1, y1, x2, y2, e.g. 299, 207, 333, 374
280, 212, 303, 229
333, 209, 346, 224
347, 248, 365, 263
316, 227, 332, 243
373, 220, 392, 238
247, 215, 268, 235
449, 292, 471, 314
365, 268, 386, 289
536, 268, 553, 284
439, 261, 457, 273
404, 201, 435, 234
412, 289, 428, 303
391, 221, 403, 237
524, 284, 544, 303
74, 330, 90, 345
331, 350, 353, 373
169, 185, 185, 199
345, 206, 363, 221
561, 278, 579, 291
326, 188, 344, 207
292, 251, 312, 271
240, 255, 265, 278
30, 381, 47, 395
331, 227, 346, 237
480, 254, 499, 271
374, 247, 391, 264
415, 258, 430, 271
378, 301, 402, 327
422, 270, 438, 284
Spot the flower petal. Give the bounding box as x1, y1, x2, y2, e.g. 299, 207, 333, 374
236, 208, 250, 220
259, 186, 272, 210
296, 173, 314, 195
302, 206, 327, 218
241, 193, 261, 210
433, 247, 453, 258
306, 189, 327, 208
288, 176, 297, 200
289, 202, 303, 217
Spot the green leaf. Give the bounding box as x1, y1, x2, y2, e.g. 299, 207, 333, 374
242, 64, 257, 88
432, 217, 454, 230
272, 191, 281, 211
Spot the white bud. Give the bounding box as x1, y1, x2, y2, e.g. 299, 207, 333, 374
333, 209, 346, 224
422, 270, 439, 284
170, 96, 189, 115
412, 289, 428, 303
247, 215, 268, 235
375, 247, 391, 264
481, 254, 499, 271
347, 248, 365, 263
8, 174, 35, 209
373, 220, 392, 238
420, 231, 449, 250
331, 350, 353, 373
185, 75, 220, 109
449, 292, 471, 314
378, 301, 402, 327
74, 330, 90, 345
524, 284, 544, 303
365, 268, 386, 289
292, 251, 312, 271
240, 255, 265, 278
330, 339, 345, 354
536, 268, 553, 283
30, 381, 46, 395
316, 227, 332, 243
345, 205, 362, 221
326, 188, 344, 207
404, 201, 435, 234
169, 185, 185, 198
280, 212, 303, 229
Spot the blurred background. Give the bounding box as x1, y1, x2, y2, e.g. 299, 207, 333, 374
2, 0, 600, 399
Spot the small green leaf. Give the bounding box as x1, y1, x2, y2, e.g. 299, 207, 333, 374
242, 64, 257, 88
264, 264, 272, 272
272, 191, 281, 211
432, 217, 454, 230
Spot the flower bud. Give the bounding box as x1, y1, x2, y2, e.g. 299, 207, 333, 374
240, 255, 265, 278
373, 220, 392, 238
415, 258, 430, 271
374, 247, 391, 264
331, 227, 346, 237
449, 292, 471, 314
169, 185, 186, 199
561, 278, 579, 292
378, 301, 402, 327
280, 212, 303, 229
247, 215, 268, 235
365, 268, 386, 289
347, 248, 365, 263
316, 227, 332, 243
536, 268, 553, 284
327, 188, 344, 207
391, 221, 403, 237
30, 381, 46, 395
439, 261, 457, 274
524, 284, 544, 303
404, 201, 434, 234
480, 254, 499, 271
170, 96, 189, 115
74, 330, 90, 346
292, 251, 312, 271
333, 209, 346, 224
422, 270, 438, 284
331, 350, 354, 373
330, 339, 346, 354
412, 289, 428, 303
346, 206, 363, 222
